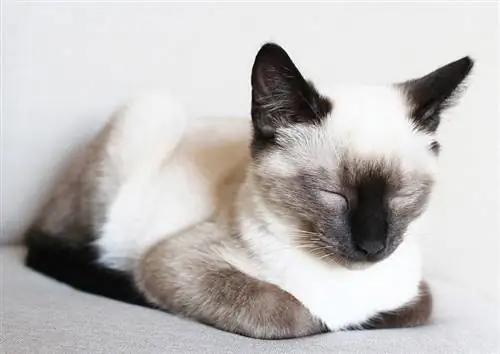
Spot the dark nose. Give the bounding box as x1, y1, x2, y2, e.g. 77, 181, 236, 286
355, 239, 385, 258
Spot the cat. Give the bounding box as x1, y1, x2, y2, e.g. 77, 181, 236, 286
25, 43, 473, 339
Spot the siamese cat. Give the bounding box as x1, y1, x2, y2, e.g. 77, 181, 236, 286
26, 43, 473, 339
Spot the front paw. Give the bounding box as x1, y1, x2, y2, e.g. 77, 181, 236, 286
362, 281, 432, 329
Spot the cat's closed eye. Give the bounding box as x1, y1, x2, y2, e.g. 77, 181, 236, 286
390, 187, 430, 216
318, 190, 349, 212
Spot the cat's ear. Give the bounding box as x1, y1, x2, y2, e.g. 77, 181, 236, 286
400, 56, 474, 133
250, 43, 332, 145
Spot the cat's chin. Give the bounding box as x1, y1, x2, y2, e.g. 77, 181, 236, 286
301, 244, 384, 270
336, 246, 401, 270
341, 261, 375, 271
331, 252, 389, 270
312, 251, 378, 270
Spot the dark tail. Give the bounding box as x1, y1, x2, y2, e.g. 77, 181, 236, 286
25, 229, 153, 308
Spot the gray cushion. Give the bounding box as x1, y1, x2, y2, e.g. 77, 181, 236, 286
3, 246, 498, 354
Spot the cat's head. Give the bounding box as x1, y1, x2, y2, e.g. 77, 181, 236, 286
250, 43, 473, 268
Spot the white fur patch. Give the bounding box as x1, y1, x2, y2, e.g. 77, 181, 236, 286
322, 85, 437, 174
107, 91, 188, 180
96, 159, 217, 271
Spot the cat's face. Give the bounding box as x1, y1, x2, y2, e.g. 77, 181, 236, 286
250, 43, 473, 267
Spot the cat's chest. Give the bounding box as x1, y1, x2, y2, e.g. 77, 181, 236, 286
249, 236, 422, 330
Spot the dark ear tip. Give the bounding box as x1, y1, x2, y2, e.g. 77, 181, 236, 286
454, 56, 475, 76
255, 42, 290, 62
260, 42, 282, 50
462, 56, 474, 67
252, 42, 294, 84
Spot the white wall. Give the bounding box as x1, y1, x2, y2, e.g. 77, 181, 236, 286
2, 2, 498, 302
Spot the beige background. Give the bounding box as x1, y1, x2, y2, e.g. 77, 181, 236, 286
2, 2, 498, 302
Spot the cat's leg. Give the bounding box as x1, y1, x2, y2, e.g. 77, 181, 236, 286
135, 224, 327, 339
94, 92, 218, 271
361, 281, 432, 329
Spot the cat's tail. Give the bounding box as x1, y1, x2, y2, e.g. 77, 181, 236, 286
25, 228, 154, 308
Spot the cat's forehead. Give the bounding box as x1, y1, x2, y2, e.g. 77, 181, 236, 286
321, 84, 433, 159
272, 84, 437, 178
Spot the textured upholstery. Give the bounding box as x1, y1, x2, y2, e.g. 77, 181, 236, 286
3, 247, 498, 354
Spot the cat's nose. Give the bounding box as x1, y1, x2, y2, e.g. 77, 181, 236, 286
355, 239, 385, 258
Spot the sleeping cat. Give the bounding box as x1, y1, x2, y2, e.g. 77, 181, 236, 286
25, 43, 473, 339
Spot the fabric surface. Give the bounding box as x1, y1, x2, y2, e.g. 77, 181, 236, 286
2, 246, 498, 354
